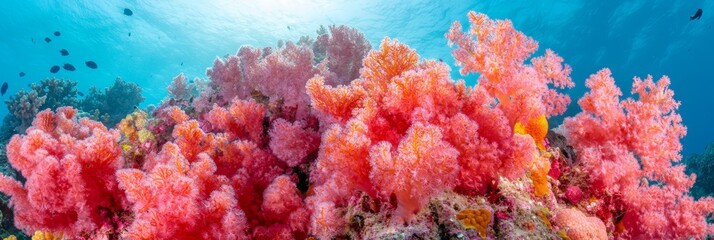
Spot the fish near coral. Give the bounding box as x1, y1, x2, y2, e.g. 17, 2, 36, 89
1, 82, 8, 96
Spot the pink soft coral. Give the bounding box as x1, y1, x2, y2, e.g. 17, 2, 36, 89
314, 25, 372, 84
562, 68, 714, 238
116, 143, 249, 240
0, 107, 128, 237
268, 119, 320, 167
306, 31, 558, 237
369, 122, 459, 221
446, 11, 573, 124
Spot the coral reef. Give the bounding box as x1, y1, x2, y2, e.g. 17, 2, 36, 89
29, 78, 79, 110
0, 11, 711, 240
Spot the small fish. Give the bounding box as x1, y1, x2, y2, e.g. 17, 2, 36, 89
77, 91, 85, 97
19, 72, 25, 77
63, 63, 76, 71
31, 38, 35, 44
438, 58, 443, 62
180, 62, 183, 66
287, 25, 291, 30
44, 37, 51, 43
128, 32, 131, 36
1, 82, 7, 96
124, 8, 133, 16
691, 8, 703, 20
85, 61, 98, 69
60, 49, 69, 56
53, 31, 61, 36
50, 65, 60, 73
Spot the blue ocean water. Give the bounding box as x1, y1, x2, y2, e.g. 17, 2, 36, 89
0, 0, 711, 156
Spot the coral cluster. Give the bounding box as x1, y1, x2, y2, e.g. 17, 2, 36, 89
0, 11, 712, 240
686, 141, 714, 198
80, 78, 145, 126
0, 107, 129, 237
2, 78, 145, 141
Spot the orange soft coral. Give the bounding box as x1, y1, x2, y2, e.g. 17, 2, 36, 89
514, 114, 548, 151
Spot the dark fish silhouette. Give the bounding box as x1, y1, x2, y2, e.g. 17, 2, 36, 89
44, 37, 51, 43
287, 25, 291, 30
438, 58, 443, 62
63, 63, 76, 71
691, 8, 703, 20
128, 32, 131, 36
1, 82, 7, 96
50, 65, 60, 73
124, 8, 133, 16
54, 31, 61, 36
85, 61, 98, 69
19, 72, 25, 77
180, 62, 183, 66
60, 49, 69, 56
77, 91, 84, 97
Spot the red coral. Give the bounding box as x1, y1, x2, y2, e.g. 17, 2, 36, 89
0, 107, 128, 237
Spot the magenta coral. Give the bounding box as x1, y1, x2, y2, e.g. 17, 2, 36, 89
0, 107, 128, 237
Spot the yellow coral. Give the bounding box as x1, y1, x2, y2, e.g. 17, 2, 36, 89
31, 231, 63, 240
514, 114, 549, 151
557, 230, 571, 240
3, 235, 17, 240
118, 109, 149, 140
137, 129, 155, 143
457, 208, 491, 238
537, 207, 552, 229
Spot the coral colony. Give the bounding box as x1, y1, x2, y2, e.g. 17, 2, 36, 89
0, 12, 712, 239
